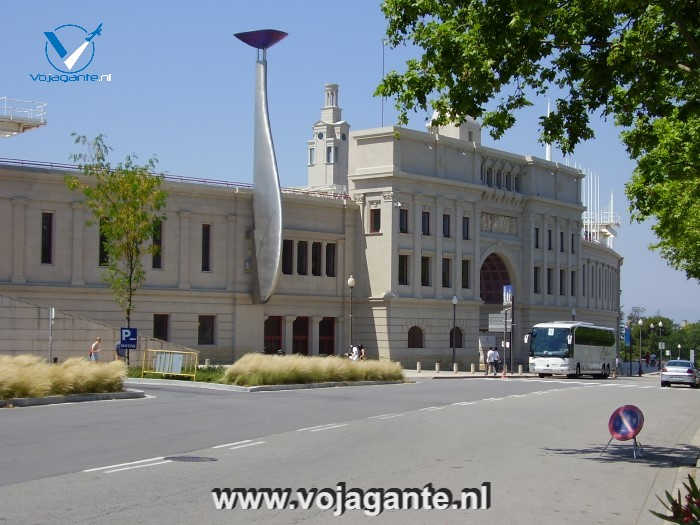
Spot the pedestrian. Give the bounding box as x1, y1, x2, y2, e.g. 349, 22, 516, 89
89, 337, 102, 361
350, 345, 359, 361
359, 344, 366, 360
645, 353, 650, 367
487, 347, 497, 376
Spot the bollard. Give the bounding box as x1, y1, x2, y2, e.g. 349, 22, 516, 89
417, 361, 421, 374
470, 362, 476, 373
435, 362, 440, 373
453, 362, 458, 374
518, 364, 523, 375
204, 358, 211, 366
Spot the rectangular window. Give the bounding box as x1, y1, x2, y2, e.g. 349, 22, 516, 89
152, 220, 162, 269
308, 147, 315, 165
582, 264, 586, 296
399, 209, 408, 233
369, 209, 381, 233
534, 227, 540, 249
442, 258, 451, 288
571, 233, 575, 253
198, 315, 215, 345
547, 268, 553, 295
153, 314, 169, 341
560, 231, 564, 252
534, 267, 541, 294
548, 229, 552, 250
462, 217, 470, 240
421, 256, 431, 286
311, 242, 322, 276
398, 254, 409, 286
201, 224, 211, 271
297, 241, 308, 275
41, 212, 53, 264
442, 214, 450, 238
461, 259, 470, 289
325, 243, 336, 277
99, 217, 109, 266
560, 269, 566, 295
422, 211, 430, 235
571, 271, 576, 296
282, 239, 293, 275
326, 146, 333, 164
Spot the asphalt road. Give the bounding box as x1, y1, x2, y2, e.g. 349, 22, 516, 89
1, 375, 698, 524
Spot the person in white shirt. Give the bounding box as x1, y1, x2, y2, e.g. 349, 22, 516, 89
89, 337, 102, 361
487, 348, 497, 375
350, 345, 359, 361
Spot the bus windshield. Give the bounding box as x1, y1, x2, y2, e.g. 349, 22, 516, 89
531, 327, 571, 357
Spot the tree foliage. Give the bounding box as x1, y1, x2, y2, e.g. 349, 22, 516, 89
626, 314, 700, 362
66, 134, 167, 327
376, 0, 699, 278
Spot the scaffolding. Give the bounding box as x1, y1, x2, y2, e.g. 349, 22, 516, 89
581, 170, 621, 249
0, 97, 47, 137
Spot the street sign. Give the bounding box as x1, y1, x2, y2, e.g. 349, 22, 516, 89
665, 350, 670, 356
488, 313, 512, 332
120, 327, 138, 350
624, 327, 631, 347
659, 341, 665, 350
502, 285, 513, 307
608, 405, 644, 441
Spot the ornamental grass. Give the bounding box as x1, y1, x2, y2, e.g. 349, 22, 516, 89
221, 353, 404, 386
0, 355, 126, 399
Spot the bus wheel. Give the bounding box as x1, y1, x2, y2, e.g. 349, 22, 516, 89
538, 373, 546, 378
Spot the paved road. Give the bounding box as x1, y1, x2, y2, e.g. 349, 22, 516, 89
1, 376, 698, 524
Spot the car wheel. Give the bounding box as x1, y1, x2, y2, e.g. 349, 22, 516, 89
661, 381, 669, 387
538, 373, 545, 378
576, 364, 581, 378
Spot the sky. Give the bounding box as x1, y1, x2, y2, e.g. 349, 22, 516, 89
3, 0, 698, 323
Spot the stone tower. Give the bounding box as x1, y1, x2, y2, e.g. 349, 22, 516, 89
306, 84, 350, 190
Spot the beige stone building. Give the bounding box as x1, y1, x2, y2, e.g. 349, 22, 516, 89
0, 84, 622, 367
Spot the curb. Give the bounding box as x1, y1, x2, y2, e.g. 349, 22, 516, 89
125, 377, 407, 392
0, 390, 145, 408
429, 374, 538, 380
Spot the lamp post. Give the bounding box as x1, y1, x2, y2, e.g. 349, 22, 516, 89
678, 343, 682, 360
571, 308, 576, 321
347, 275, 355, 350
637, 318, 643, 376
451, 296, 458, 370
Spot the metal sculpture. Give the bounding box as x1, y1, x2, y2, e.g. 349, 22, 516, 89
234, 29, 287, 303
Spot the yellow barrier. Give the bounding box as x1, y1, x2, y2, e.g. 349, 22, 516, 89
141, 349, 199, 381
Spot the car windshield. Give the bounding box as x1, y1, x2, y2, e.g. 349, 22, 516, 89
531, 327, 570, 358
667, 361, 692, 368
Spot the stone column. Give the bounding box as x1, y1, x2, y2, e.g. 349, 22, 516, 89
434, 198, 443, 298
226, 213, 237, 291
472, 203, 481, 299
71, 201, 84, 285
335, 318, 344, 355
321, 242, 326, 277
455, 203, 463, 298
178, 210, 191, 289
311, 315, 322, 356
413, 197, 422, 298
284, 316, 295, 354
542, 214, 548, 305
11, 197, 27, 284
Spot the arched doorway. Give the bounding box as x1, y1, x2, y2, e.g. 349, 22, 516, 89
480, 254, 511, 304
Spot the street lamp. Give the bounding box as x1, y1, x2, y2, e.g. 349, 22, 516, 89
451, 296, 458, 370
637, 318, 643, 376
347, 275, 355, 350
678, 343, 682, 360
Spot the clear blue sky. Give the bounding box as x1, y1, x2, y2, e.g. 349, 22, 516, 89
4, 1, 697, 323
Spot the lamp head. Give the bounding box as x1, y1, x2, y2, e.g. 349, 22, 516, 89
347, 275, 356, 288
637, 319, 643, 326
452, 296, 458, 305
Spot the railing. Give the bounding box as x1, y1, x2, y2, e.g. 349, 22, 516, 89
0, 157, 350, 200
0, 97, 47, 123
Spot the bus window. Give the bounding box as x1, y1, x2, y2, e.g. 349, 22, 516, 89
531, 327, 571, 358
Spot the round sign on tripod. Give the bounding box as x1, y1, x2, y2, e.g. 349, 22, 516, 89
603, 405, 645, 458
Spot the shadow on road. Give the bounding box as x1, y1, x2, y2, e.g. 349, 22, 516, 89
542, 443, 700, 468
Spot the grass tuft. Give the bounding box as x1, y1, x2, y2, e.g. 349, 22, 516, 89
0, 355, 126, 399
221, 354, 404, 386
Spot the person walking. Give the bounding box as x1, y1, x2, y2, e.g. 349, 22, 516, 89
89, 337, 102, 361
359, 345, 366, 360
487, 347, 497, 376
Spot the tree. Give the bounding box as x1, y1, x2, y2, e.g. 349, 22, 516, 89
376, 0, 699, 278
66, 134, 167, 328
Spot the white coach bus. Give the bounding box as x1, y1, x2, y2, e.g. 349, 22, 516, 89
524, 321, 615, 378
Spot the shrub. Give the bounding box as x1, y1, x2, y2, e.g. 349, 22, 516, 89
221, 354, 404, 386
0, 355, 126, 399
651, 474, 700, 524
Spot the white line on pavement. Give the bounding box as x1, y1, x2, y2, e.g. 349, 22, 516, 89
296, 423, 343, 432
419, 406, 446, 411
228, 441, 266, 450
106, 460, 172, 474
452, 401, 475, 406
374, 414, 403, 420
309, 424, 348, 432
83, 456, 165, 473
369, 413, 402, 419
482, 397, 504, 401
212, 440, 251, 449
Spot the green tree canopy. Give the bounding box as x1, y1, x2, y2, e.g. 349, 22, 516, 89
376, 0, 699, 278
66, 134, 167, 328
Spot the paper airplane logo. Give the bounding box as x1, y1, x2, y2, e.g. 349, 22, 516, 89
44, 23, 102, 74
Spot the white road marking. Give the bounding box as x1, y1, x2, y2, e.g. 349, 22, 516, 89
296, 423, 344, 432
452, 401, 475, 406
213, 439, 251, 449
106, 460, 172, 474
229, 441, 266, 450
508, 394, 527, 398
369, 413, 402, 420
419, 406, 446, 412
84, 456, 165, 473
309, 424, 348, 432
482, 397, 504, 401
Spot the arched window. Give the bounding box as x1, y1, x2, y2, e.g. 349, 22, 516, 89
450, 327, 463, 348
408, 326, 424, 348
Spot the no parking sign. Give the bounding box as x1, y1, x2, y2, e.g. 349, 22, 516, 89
603, 405, 645, 458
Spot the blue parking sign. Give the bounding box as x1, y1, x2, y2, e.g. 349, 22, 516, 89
120, 328, 138, 350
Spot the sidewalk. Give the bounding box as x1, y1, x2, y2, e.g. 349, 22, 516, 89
403, 368, 537, 379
